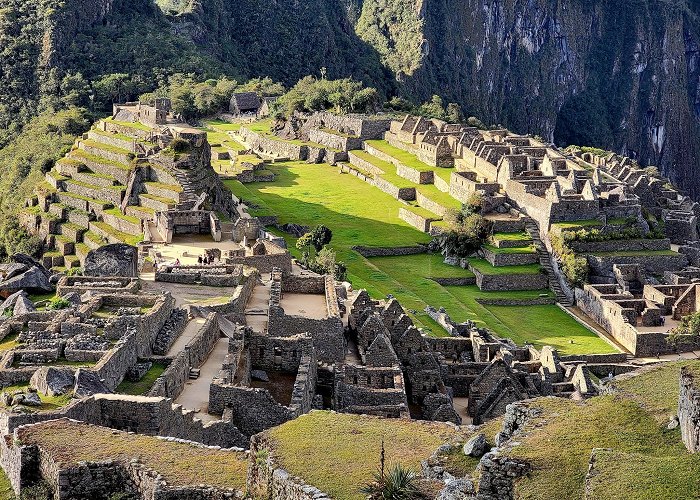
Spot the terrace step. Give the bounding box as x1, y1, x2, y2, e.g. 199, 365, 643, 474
189, 368, 200, 380
525, 220, 574, 306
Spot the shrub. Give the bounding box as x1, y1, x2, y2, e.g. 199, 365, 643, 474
48, 296, 70, 310
170, 138, 190, 154
361, 463, 420, 500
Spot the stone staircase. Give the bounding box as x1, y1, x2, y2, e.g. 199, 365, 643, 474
525, 219, 574, 306
188, 368, 201, 380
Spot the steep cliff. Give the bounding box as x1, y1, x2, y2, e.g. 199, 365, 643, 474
394, 0, 700, 196
1, 0, 700, 196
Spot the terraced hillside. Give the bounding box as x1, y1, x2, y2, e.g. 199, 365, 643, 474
19, 119, 200, 271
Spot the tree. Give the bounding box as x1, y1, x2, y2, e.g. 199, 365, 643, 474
446, 102, 462, 123
418, 95, 446, 120
669, 312, 700, 344
60, 72, 91, 109
435, 199, 490, 259
310, 225, 332, 252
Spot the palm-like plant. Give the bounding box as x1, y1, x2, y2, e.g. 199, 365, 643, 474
361, 463, 420, 500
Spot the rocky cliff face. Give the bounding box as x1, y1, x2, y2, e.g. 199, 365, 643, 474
395, 0, 700, 196
2, 0, 700, 196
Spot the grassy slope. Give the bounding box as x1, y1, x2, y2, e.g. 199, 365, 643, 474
115, 362, 166, 395
223, 161, 613, 353
19, 419, 248, 490
267, 411, 465, 500
508, 361, 700, 499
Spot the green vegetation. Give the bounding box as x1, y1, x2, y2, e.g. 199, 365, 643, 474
365, 140, 434, 171
0, 384, 73, 412
268, 411, 463, 500
277, 76, 378, 116
116, 362, 166, 395
508, 362, 700, 499
468, 259, 541, 276
19, 419, 248, 489
225, 161, 612, 352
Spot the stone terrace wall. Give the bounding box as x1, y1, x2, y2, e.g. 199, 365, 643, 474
569, 238, 671, 254
248, 433, 331, 500
308, 129, 363, 151
352, 245, 426, 257
149, 313, 221, 399
472, 269, 548, 291
679, 366, 700, 452
239, 127, 307, 160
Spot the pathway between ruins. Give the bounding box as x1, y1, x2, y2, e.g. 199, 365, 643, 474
245, 281, 271, 333
166, 317, 207, 357
174, 336, 229, 423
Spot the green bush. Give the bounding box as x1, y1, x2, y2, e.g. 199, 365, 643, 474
48, 297, 70, 310
360, 463, 420, 500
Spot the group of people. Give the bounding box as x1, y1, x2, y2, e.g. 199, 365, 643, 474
197, 254, 214, 265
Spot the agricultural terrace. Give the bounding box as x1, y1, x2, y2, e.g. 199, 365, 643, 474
224, 159, 615, 354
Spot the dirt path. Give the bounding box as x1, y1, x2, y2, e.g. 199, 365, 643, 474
166, 317, 206, 357
174, 337, 229, 423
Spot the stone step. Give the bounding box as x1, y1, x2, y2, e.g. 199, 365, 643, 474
188, 368, 200, 380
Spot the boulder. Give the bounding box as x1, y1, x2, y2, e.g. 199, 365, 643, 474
84, 244, 138, 278
437, 478, 475, 500
13, 295, 36, 316
63, 292, 82, 306
73, 368, 111, 397
0, 266, 53, 295
251, 369, 269, 382
463, 433, 488, 458
30, 366, 76, 396
0, 290, 27, 315
20, 392, 42, 407
11, 254, 50, 279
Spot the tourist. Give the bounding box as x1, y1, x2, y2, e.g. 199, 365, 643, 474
198, 255, 203, 265
175, 258, 180, 266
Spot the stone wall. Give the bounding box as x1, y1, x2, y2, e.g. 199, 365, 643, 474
149, 313, 221, 399
679, 366, 700, 452
239, 127, 307, 160
587, 253, 688, 278
267, 306, 345, 363
351, 245, 426, 257
569, 238, 671, 254
399, 207, 438, 233
247, 433, 331, 500
308, 129, 363, 151
472, 268, 548, 291
483, 247, 538, 267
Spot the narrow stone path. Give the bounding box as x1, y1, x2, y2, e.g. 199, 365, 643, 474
174, 337, 229, 423
525, 219, 573, 306
166, 317, 206, 357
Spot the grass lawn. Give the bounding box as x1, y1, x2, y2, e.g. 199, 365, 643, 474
365, 140, 434, 171
0, 469, 12, 499
483, 244, 535, 254
267, 411, 466, 500
507, 360, 700, 500
223, 160, 615, 353
116, 362, 166, 395
469, 258, 541, 275
19, 419, 248, 490
483, 304, 616, 353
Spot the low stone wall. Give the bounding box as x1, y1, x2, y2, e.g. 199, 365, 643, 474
431, 276, 477, 286
415, 191, 450, 216
239, 127, 307, 160
570, 238, 671, 254
351, 245, 427, 257
483, 247, 538, 267
399, 207, 439, 233
248, 433, 331, 500
475, 296, 556, 306
396, 164, 433, 185
679, 366, 700, 452
347, 151, 386, 177
472, 268, 548, 291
